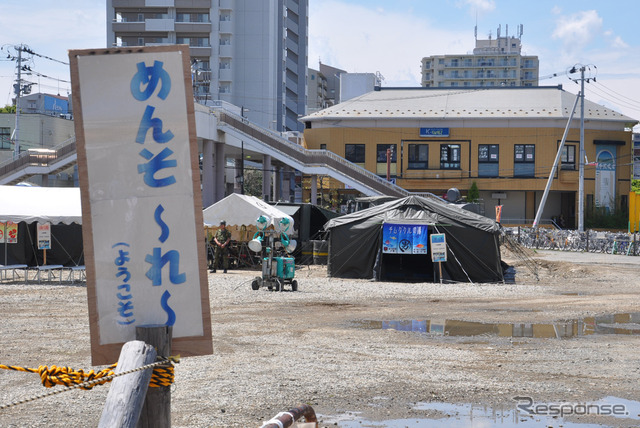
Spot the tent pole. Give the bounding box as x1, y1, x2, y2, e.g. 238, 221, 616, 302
3, 223, 6, 265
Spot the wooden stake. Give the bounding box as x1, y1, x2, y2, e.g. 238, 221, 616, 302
136, 325, 172, 428
99, 341, 157, 428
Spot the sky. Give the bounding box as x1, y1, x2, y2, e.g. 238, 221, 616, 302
0, 0, 639, 129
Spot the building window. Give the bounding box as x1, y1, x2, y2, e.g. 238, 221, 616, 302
376, 144, 397, 163
440, 144, 460, 169
561, 144, 576, 170
177, 37, 210, 47
478, 144, 499, 177
408, 144, 428, 169
177, 12, 210, 22
345, 144, 365, 163
320, 144, 326, 150
514, 144, 535, 177
0, 127, 11, 150
376, 144, 397, 176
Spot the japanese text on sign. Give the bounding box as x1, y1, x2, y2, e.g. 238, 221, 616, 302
382, 223, 429, 254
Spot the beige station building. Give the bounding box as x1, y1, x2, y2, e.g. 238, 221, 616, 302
301, 86, 638, 228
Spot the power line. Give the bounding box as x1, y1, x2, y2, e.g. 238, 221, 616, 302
19, 46, 68, 66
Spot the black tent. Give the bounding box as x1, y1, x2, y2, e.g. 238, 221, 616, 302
323, 195, 504, 283
270, 202, 340, 241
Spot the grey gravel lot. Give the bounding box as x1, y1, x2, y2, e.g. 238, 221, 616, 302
0, 248, 639, 427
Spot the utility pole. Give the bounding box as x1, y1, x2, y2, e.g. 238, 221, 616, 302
13, 44, 22, 159
579, 66, 585, 232
569, 64, 596, 232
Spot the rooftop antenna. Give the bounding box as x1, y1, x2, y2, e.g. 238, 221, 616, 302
474, 12, 478, 42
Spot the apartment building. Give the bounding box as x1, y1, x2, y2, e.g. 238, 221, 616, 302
422, 25, 539, 88
107, 0, 308, 131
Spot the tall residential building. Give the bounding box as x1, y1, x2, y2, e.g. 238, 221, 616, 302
107, 0, 308, 132
421, 25, 539, 88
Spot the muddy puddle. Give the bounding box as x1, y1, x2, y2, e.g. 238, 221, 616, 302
352, 313, 640, 338
323, 396, 640, 427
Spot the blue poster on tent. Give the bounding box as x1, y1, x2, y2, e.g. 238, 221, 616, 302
382, 223, 399, 253
397, 224, 413, 253
412, 225, 428, 254
383, 223, 428, 254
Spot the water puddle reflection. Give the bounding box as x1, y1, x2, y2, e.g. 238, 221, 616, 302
324, 397, 640, 427
352, 312, 640, 338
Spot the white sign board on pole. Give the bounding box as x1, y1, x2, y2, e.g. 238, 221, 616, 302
37, 222, 51, 250
430, 233, 447, 263
70, 46, 212, 365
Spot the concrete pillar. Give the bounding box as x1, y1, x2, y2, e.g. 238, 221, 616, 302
233, 159, 242, 194
274, 166, 282, 201
283, 166, 293, 202
41, 174, 49, 187
202, 140, 214, 208
262, 154, 272, 201
215, 142, 225, 202
310, 174, 317, 206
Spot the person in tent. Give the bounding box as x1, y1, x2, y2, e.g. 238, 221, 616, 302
211, 220, 232, 273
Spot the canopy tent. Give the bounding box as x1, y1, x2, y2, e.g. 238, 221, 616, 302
0, 185, 84, 267
0, 185, 82, 224
324, 195, 504, 283
203, 194, 293, 228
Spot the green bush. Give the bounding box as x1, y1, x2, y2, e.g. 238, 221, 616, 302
585, 206, 628, 229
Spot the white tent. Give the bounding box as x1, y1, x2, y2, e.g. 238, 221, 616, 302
0, 185, 82, 225
202, 194, 293, 228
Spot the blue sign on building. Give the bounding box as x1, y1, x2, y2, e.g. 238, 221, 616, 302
44, 96, 69, 115
420, 127, 449, 137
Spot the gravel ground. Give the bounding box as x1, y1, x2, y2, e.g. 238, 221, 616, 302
1, 248, 640, 427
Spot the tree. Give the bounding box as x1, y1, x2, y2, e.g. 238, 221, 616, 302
467, 181, 479, 203
0, 105, 16, 114
243, 168, 263, 197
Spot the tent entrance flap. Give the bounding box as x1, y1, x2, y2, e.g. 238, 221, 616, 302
380, 253, 435, 282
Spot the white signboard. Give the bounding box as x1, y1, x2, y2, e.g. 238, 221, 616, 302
430, 233, 447, 263
37, 222, 51, 250
70, 46, 212, 364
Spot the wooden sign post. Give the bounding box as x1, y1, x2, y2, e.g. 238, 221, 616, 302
430, 233, 447, 284
69, 46, 213, 366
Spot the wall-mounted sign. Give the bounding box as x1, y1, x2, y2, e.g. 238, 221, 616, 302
420, 127, 450, 138
70, 45, 212, 365
382, 223, 428, 254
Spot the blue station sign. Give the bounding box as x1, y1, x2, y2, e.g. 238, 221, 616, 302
420, 127, 449, 137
